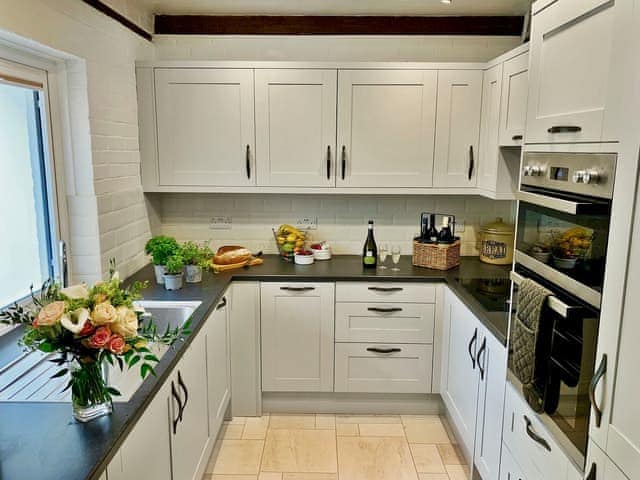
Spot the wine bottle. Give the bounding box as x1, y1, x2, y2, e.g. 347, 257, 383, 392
427, 214, 439, 243
362, 220, 378, 268
438, 216, 454, 244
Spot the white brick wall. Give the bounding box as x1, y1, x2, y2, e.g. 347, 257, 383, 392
153, 193, 515, 257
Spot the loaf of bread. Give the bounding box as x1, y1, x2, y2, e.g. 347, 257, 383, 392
213, 246, 253, 265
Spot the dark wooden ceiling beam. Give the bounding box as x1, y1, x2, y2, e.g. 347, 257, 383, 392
154, 15, 524, 36
82, 0, 152, 41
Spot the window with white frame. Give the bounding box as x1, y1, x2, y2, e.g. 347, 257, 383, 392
0, 58, 62, 311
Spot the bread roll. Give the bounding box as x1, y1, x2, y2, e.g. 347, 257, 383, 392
213, 246, 252, 265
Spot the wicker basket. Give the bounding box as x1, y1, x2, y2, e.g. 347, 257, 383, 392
412, 239, 461, 270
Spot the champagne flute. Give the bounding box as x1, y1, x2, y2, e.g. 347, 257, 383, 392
391, 245, 401, 271
378, 243, 389, 269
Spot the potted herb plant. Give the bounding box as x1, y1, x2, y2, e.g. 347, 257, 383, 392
145, 236, 179, 284
163, 253, 185, 291
181, 241, 213, 283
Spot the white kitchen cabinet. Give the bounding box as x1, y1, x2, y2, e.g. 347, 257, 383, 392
229, 282, 261, 416
336, 69, 437, 188
206, 294, 231, 438
477, 63, 504, 193
107, 383, 172, 480
474, 326, 507, 480
499, 52, 529, 146
261, 283, 335, 392
154, 68, 255, 186
433, 70, 483, 188
526, 0, 616, 143
586, 441, 630, 480
170, 332, 210, 480
441, 288, 481, 460
255, 69, 337, 187
499, 445, 527, 480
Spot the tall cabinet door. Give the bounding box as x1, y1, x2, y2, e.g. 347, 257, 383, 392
441, 289, 481, 460
206, 296, 231, 439
433, 70, 483, 188
337, 70, 437, 188
499, 52, 529, 146
261, 283, 335, 392
526, 0, 616, 143
155, 68, 255, 186
255, 69, 337, 187
477, 64, 503, 192
474, 330, 507, 480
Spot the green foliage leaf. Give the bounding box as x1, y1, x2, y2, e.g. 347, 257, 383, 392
140, 363, 155, 379
50, 368, 68, 379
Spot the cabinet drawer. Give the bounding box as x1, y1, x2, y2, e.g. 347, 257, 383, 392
334, 343, 432, 393
335, 303, 434, 344
502, 383, 571, 480
336, 282, 436, 303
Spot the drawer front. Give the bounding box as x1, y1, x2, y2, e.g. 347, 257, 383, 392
499, 444, 527, 480
502, 384, 570, 480
335, 303, 435, 344
334, 343, 432, 393
336, 282, 436, 303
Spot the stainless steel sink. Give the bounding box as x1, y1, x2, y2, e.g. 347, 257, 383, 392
0, 300, 201, 403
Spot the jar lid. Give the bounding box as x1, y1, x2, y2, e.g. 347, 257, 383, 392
482, 217, 514, 235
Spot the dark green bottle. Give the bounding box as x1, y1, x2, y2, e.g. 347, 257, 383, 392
362, 220, 378, 268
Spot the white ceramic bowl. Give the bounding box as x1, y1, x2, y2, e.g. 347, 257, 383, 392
553, 255, 578, 269
530, 251, 551, 264
294, 253, 315, 265
313, 249, 332, 261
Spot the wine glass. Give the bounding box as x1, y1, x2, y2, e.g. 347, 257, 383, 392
378, 243, 389, 269
391, 245, 401, 271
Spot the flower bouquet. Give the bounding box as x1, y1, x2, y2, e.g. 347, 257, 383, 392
0, 262, 190, 422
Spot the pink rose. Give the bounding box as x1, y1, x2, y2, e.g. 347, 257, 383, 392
79, 320, 95, 337
35, 301, 66, 327
88, 326, 111, 349
108, 335, 126, 355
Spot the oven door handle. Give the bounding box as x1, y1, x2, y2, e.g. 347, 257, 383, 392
510, 271, 582, 318
516, 190, 609, 215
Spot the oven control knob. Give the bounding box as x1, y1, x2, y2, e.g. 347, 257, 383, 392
527, 166, 544, 177
523, 165, 532, 176
583, 170, 601, 184
572, 170, 586, 183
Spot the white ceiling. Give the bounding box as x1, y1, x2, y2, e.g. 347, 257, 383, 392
140, 0, 531, 16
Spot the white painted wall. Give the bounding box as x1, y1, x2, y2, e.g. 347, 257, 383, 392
152, 193, 515, 257
154, 35, 522, 62
0, 0, 153, 283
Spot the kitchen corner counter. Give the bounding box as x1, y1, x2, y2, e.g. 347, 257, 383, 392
0, 255, 510, 480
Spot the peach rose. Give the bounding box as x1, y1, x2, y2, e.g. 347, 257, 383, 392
110, 306, 139, 339
92, 302, 117, 326
108, 334, 126, 354
35, 301, 66, 327
87, 326, 111, 349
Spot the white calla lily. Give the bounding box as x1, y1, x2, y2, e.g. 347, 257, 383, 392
60, 284, 90, 300
60, 308, 91, 334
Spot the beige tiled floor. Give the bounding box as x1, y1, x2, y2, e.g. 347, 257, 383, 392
204, 414, 470, 480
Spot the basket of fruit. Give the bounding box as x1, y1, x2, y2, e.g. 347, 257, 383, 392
551, 227, 593, 270
273, 224, 307, 262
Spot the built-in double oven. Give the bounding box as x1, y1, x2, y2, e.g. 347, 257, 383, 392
508, 152, 616, 469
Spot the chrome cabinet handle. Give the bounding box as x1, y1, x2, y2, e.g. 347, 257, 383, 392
171, 381, 182, 434
280, 286, 315, 291
477, 337, 487, 380
341, 145, 346, 180
547, 125, 582, 134
586, 463, 597, 480
367, 307, 403, 313
468, 328, 478, 369
177, 370, 188, 420
512, 134, 523, 141
326, 145, 331, 180
589, 354, 607, 427
468, 145, 474, 181
367, 347, 402, 354
245, 144, 251, 179
524, 415, 551, 451
216, 296, 227, 310
368, 286, 403, 292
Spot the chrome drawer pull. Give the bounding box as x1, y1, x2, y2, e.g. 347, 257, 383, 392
367, 307, 403, 313
366, 347, 401, 354
547, 125, 581, 134
524, 415, 551, 452
280, 286, 315, 291
367, 286, 403, 292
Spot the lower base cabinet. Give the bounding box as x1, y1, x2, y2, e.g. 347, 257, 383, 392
500, 445, 527, 480
206, 294, 231, 439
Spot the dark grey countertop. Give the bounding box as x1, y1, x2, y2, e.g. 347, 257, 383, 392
0, 255, 511, 480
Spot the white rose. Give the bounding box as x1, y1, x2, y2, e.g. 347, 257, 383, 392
61, 284, 90, 300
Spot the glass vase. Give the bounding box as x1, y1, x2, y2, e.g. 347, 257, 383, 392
69, 360, 113, 423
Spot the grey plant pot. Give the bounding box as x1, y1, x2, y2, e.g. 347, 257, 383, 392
185, 265, 203, 283
154, 265, 167, 284
163, 273, 183, 291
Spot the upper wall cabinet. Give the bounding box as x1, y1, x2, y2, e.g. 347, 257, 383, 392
433, 70, 483, 188
526, 0, 616, 143
337, 70, 437, 188
477, 64, 503, 193
154, 68, 255, 186
255, 69, 337, 187
499, 52, 529, 146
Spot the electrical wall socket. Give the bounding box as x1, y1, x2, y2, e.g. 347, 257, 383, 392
210, 216, 232, 230
295, 216, 318, 230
